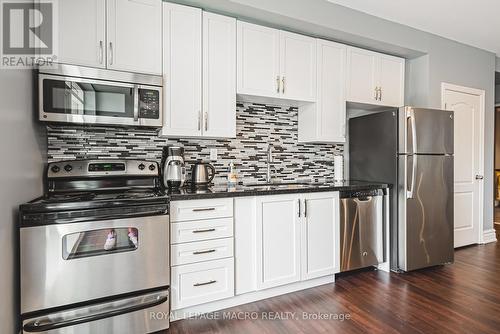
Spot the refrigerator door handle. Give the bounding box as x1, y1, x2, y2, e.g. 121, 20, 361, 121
407, 155, 417, 199
407, 108, 417, 154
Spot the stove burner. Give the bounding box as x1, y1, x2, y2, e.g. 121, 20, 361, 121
44, 192, 96, 203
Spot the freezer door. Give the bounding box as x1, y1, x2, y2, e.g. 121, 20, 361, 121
398, 155, 454, 271
399, 107, 454, 154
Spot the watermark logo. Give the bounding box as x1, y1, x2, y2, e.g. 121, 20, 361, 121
1, 0, 57, 68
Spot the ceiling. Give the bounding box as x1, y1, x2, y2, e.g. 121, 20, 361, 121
326, 0, 500, 56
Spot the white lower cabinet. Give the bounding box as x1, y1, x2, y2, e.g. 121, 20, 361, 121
256, 194, 302, 290
171, 258, 234, 310
237, 192, 339, 293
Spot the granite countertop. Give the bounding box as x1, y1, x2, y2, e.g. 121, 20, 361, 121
167, 180, 389, 201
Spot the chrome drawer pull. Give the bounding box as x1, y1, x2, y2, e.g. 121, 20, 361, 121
193, 249, 216, 255
192, 207, 216, 212
193, 280, 217, 287
192, 228, 216, 233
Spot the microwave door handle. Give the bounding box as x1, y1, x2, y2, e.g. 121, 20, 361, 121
23, 290, 168, 333
133, 85, 139, 122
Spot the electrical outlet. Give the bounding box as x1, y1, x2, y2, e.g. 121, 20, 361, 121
209, 148, 218, 161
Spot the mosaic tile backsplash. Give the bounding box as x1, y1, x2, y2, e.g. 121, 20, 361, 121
47, 102, 344, 184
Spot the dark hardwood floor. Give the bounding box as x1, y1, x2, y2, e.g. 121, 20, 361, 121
166, 243, 500, 333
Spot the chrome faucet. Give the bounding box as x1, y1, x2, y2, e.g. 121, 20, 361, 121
266, 145, 274, 183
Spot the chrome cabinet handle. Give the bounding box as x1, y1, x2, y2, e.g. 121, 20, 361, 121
276, 75, 280, 93
99, 41, 103, 64
379, 87, 382, 101
476, 175, 484, 180
193, 249, 216, 255
192, 228, 216, 234
304, 199, 307, 218
193, 280, 217, 287
374, 87, 378, 100
282, 76, 286, 94
204, 111, 208, 131
192, 207, 216, 212
197, 111, 201, 131
109, 42, 113, 65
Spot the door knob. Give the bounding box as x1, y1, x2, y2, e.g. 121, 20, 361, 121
476, 175, 484, 180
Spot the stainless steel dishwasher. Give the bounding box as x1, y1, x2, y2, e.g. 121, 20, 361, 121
340, 188, 385, 272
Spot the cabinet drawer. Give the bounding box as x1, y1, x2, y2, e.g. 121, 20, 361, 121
171, 238, 233, 266
170, 198, 233, 222
171, 218, 234, 244
171, 258, 234, 310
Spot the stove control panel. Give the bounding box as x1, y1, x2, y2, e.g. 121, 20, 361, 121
47, 160, 160, 178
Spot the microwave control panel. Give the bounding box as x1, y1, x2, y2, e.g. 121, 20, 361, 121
138, 89, 160, 119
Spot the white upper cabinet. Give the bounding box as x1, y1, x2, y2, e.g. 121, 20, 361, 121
346, 47, 405, 107
279, 31, 316, 101
237, 22, 316, 102
162, 4, 236, 138
56, 0, 162, 74
237, 22, 281, 98
202, 12, 237, 138
378, 54, 405, 107
301, 192, 339, 280
57, 0, 106, 68
107, 0, 162, 75
162, 3, 202, 137
298, 39, 346, 143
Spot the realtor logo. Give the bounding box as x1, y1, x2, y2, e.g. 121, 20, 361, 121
1, 0, 57, 68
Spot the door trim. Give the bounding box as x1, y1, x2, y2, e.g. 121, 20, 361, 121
441, 82, 485, 244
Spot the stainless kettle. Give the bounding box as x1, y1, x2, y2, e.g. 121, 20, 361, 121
191, 162, 215, 186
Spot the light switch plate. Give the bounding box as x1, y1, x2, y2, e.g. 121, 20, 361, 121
209, 148, 218, 161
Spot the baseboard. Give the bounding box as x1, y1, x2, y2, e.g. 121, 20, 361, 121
482, 229, 497, 244
170, 275, 335, 321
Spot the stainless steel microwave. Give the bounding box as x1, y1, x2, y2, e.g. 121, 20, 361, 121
38, 65, 163, 127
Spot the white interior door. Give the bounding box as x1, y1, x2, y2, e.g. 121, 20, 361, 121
442, 84, 484, 248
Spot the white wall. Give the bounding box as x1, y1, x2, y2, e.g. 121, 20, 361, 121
0, 69, 45, 333
173, 0, 497, 232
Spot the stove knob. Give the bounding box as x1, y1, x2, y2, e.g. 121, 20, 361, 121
64, 164, 73, 172
138, 164, 146, 170
50, 165, 60, 173
149, 164, 156, 171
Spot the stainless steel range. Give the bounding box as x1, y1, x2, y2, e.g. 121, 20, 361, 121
19, 160, 170, 334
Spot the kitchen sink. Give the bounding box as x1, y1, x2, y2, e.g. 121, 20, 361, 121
244, 181, 313, 190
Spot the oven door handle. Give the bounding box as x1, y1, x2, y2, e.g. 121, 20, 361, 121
23, 290, 168, 333
133, 85, 139, 122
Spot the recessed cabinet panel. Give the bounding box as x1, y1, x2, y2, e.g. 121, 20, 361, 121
202, 12, 237, 138
237, 22, 281, 98
162, 3, 202, 137
57, 0, 106, 68
106, 0, 162, 75
346, 48, 378, 104
378, 55, 405, 107
279, 31, 316, 101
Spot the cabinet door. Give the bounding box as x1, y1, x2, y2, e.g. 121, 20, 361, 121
279, 31, 316, 102
256, 195, 301, 289
301, 192, 339, 280
202, 12, 236, 138
378, 55, 405, 107
161, 3, 202, 137
237, 22, 280, 98
317, 40, 346, 142
57, 0, 106, 68
106, 0, 162, 74
346, 47, 378, 104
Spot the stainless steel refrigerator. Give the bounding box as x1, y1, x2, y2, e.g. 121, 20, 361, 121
349, 106, 454, 272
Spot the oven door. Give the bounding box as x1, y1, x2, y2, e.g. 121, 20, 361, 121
39, 74, 162, 127
20, 214, 169, 314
